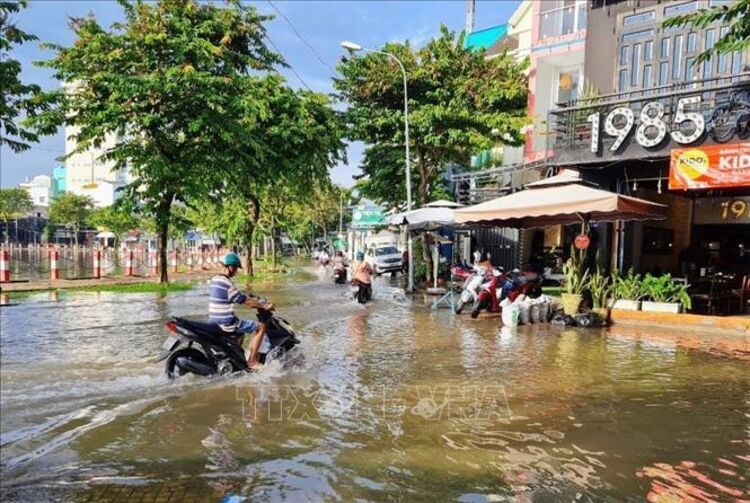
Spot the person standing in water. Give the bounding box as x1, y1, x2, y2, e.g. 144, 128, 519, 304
351, 251, 373, 303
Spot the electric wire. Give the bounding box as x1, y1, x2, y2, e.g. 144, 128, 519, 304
264, 32, 313, 92
265, 0, 335, 73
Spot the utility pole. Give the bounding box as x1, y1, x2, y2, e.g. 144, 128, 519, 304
466, 0, 475, 34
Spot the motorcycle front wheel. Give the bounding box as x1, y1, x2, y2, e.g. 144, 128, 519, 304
455, 298, 466, 314
166, 348, 212, 379
471, 297, 490, 319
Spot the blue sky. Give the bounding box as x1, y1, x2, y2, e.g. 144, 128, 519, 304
1, 0, 520, 188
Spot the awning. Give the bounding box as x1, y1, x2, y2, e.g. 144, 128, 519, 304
389, 201, 465, 231
455, 171, 667, 228
95, 231, 116, 239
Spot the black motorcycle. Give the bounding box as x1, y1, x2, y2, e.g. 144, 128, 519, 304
156, 309, 300, 378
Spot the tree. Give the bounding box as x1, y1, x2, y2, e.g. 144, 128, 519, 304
0, 0, 44, 152
335, 25, 528, 282
0, 187, 33, 242
662, 0, 750, 64
87, 204, 139, 246
223, 75, 345, 276
30, 0, 282, 282
49, 192, 94, 246
334, 25, 528, 209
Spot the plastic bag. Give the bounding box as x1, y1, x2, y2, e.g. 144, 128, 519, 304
574, 311, 604, 328
551, 313, 577, 327
529, 302, 541, 323
501, 303, 520, 326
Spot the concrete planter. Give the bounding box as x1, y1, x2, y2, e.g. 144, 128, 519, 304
611, 299, 641, 311
641, 301, 682, 314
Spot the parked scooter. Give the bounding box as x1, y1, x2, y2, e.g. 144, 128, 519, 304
471, 268, 503, 318
155, 308, 300, 378
454, 251, 493, 314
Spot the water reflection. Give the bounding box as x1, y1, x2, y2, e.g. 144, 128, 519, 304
0, 270, 748, 501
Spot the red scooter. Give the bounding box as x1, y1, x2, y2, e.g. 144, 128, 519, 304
470, 268, 502, 318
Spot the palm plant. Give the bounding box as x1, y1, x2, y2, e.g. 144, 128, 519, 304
611, 269, 643, 301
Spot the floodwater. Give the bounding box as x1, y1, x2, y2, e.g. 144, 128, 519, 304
1, 267, 748, 502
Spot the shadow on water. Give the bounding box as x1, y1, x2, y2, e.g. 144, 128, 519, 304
1, 263, 748, 501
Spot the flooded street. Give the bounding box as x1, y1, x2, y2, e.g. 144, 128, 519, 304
1, 268, 748, 502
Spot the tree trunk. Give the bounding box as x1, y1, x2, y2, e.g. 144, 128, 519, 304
270, 223, 277, 271
157, 195, 173, 284
244, 196, 260, 277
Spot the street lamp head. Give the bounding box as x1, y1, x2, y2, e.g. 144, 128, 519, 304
340, 41, 363, 52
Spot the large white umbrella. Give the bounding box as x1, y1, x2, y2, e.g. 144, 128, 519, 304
388, 201, 464, 231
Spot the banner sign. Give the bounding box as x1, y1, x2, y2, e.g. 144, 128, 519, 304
669, 143, 750, 190
351, 207, 385, 229
693, 196, 750, 225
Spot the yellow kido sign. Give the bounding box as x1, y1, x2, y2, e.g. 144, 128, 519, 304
675, 149, 709, 180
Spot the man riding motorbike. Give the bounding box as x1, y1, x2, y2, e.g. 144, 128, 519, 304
333, 250, 348, 284
210, 252, 274, 368
351, 251, 373, 303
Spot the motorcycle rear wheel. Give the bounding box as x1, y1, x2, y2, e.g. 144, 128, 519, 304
166, 348, 211, 379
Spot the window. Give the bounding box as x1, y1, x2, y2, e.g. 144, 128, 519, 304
557, 68, 580, 102
660, 38, 670, 58
718, 26, 729, 73
703, 29, 715, 79
664, 1, 698, 17
687, 32, 697, 52
623, 11, 654, 26
731, 51, 742, 75
622, 29, 653, 43
631, 43, 641, 86
672, 34, 683, 80
686, 57, 695, 80
643, 64, 653, 88
709, 0, 732, 5
659, 62, 669, 86
644, 40, 653, 61
620, 45, 630, 65
539, 0, 587, 39
619, 69, 628, 92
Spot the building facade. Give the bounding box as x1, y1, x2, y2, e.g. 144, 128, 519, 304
64, 125, 129, 207
548, 0, 749, 277
19, 175, 52, 210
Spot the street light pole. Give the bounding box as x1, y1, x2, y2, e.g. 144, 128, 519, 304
340, 41, 414, 292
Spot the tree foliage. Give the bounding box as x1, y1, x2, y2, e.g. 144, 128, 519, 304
49, 192, 94, 246
87, 204, 139, 243
662, 0, 750, 64
0, 187, 33, 225
0, 0, 45, 152
30, 0, 282, 282
334, 25, 528, 208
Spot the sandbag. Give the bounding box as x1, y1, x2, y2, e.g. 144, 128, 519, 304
515, 299, 530, 325
528, 300, 541, 323
551, 313, 577, 327
502, 303, 520, 326
538, 297, 550, 322
574, 311, 605, 328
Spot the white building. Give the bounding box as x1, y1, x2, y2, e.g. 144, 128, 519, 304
64, 125, 129, 207
19, 175, 52, 209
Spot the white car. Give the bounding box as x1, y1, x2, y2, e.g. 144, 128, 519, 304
366, 244, 403, 275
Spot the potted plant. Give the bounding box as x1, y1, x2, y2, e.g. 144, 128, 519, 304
640, 273, 692, 313
561, 248, 589, 315
610, 269, 643, 310
588, 263, 612, 322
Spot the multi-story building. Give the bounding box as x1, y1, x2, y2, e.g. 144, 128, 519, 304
19, 175, 52, 210
65, 125, 129, 207
52, 165, 66, 199
548, 0, 749, 277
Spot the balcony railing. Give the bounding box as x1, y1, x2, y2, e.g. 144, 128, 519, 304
547, 72, 750, 166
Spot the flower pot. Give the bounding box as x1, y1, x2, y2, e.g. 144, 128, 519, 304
561, 293, 582, 315
641, 301, 682, 313
611, 299, 641, 311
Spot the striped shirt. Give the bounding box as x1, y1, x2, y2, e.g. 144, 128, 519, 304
208, 275, 247, 331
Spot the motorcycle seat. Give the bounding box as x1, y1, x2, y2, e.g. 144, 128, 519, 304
173, 317, 242, 339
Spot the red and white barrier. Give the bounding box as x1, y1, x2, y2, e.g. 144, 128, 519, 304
50, 249, 60, 280
149, 251, 157, 276
0, 249, 9, 282
93, 249, 101, 279
171, 251, 178, 273
125, 250, 134, 276
187, 252, 194, 272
